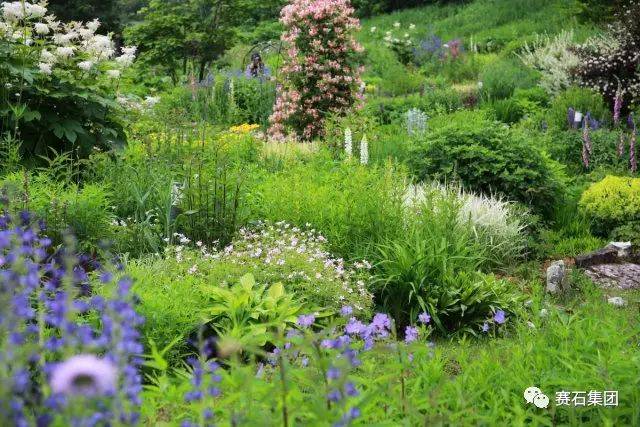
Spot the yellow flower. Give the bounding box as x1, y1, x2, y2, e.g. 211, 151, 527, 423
229, 123, 260, 134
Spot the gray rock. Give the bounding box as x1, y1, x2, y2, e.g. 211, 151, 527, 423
546, 260, 567, 294
584, 263, 640, 290
575, 247, 618, 268
606, 241, 633, 258
607, 296, 627, 307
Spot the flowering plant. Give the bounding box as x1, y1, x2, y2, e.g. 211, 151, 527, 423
269, 0, 365, 141
0, 206, 144, 425
0, 1, 136, 157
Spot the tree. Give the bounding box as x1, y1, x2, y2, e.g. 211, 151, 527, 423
125, 0, 267, 83
47, 0, 122, 34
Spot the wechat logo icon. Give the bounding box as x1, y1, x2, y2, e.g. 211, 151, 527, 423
524, 386, 550, 409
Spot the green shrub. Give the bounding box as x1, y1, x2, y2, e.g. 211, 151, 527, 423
365, 89, 462, 125
248, 156, 407, 259
373, 188, 522, 334
408, 111, 566, 217
579, 175, 640, 242
479, 58, 539, 101
1, 172, 113, 252
542, 129, 628, 173
546, 87, 610, 130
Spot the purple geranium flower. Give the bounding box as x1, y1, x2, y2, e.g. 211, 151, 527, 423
50, 354, 117, 396
418, 312, 431, 324
296, 314, 315, 328
494, 310, 506, 325
404, 326, 419, 343
340, 306, 353, 317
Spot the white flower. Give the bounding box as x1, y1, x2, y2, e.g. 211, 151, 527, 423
115, 53, 134, 67
106, 69, 120, 79
55, 46, 74, 58
144, 96, 160, 107
27, 3, 46, 18
344, 127, 352, 158
393, 22, 401, 28
78, 60, 94, 71
40, 49, 55, 63
34, 22, 49, 34
38, 62, 52, 75
86, 18, 100, 32
121, 45, 137, 56
409, 24, 416, 30
370, 26, 377, 33
360, 135, 369, 165
83, 34, 114, 59
477, 81, 484, 89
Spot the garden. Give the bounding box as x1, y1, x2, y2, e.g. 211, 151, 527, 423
1, 0, 639, 425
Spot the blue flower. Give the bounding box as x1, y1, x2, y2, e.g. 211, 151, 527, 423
296, 314, 315, 328
494, 310, 506, 325
418, 312, 431, 324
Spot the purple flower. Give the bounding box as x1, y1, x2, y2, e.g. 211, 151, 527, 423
482, 322, 490, 333
418, 312, 431, 324
296, 314, 315, 328
49, 354, 117, 396
404, 326, 419, 343
345, 317, 365, 335
340, 305, 353, 317
327, 366, 341, 380
614, 91, 623, 125
344, 382, 359, 397
493, 310, 506, 325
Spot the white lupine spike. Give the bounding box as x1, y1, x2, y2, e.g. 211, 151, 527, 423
360, 135, 368, 165
344, 127, 353, 158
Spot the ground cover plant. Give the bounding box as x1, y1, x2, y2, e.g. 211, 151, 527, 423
1, 0, 640, 426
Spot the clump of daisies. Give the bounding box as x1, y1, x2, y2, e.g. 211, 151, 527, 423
164, 221, 374, 315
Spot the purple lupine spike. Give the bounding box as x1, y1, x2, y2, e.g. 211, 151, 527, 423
613, 90, 623, 126
628, 113, 636, 131
567, 107, 576, 129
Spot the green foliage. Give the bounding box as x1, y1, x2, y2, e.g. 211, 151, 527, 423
579, 175, 640, 242
541, 129, 628, 173
408, 111, 566, 217
374, 189, 523, 334
1, 172, 113, 252
546, 87, 610, 130
365, 88, 462, 125
204, 273, 301, 348
364, 45, 425, 96
247, 156, 407, 259
479, 58, 540, 101
125, 0, 242, 82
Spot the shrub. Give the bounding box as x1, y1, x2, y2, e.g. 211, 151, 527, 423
374, 188, 522, 334
408, 111, 566, 217
364, 44, 424, 96
572, 1, 640, 110
365, 89, 462, 125
518, 30, 580, 96
479, 58, 539, 101
0, 2, 136, 157
579, 175, 640, 242
269, 0, 364, 140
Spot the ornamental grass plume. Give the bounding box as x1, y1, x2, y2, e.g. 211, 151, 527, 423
268, 0, 365, 141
